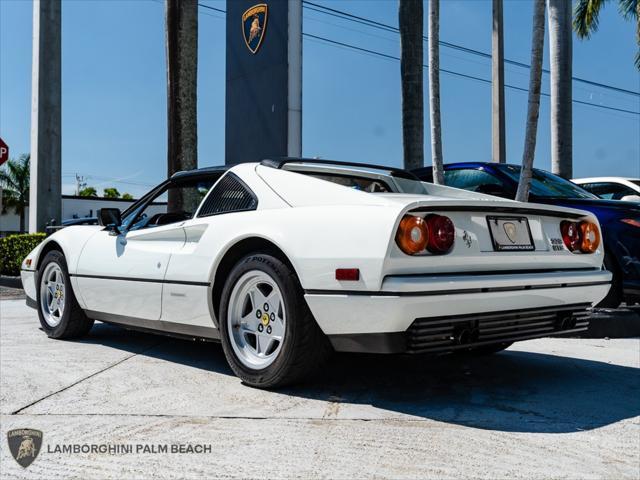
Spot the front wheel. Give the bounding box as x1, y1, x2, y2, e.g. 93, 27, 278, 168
36, 251, 94, 339
219, 253, 330, 388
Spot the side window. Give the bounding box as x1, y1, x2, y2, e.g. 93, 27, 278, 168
124, 179, 215, 231
444, 169, 504, 194
583, 182, 634, 200
197, 173, 258, 217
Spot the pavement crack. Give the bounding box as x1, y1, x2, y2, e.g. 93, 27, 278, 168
11, 339, 165, 415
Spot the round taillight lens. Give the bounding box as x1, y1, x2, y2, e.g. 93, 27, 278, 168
426, 214, 455, 254
579, 221, 600, 253
396, 215, 429, 255
560, 221, 581, 251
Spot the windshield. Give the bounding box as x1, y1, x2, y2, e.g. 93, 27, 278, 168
498, 165, 598, 199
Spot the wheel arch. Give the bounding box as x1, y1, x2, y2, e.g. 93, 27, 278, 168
35, 239, 64, 270
210, 236, 299, 321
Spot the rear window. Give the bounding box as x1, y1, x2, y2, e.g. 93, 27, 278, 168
302, 172, 393, 193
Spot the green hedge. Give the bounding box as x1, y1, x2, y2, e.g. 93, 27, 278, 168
0, 233, 46, 276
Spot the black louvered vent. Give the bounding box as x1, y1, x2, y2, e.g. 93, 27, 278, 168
198, 173, 258, 217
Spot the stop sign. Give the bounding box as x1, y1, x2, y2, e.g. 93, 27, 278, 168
0, 137, 8, 166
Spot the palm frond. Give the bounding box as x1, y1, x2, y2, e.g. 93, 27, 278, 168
573, 0, 607, 38
618, 0, 638, 19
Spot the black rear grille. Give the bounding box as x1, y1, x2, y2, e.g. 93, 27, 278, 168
407, 303, 591, 354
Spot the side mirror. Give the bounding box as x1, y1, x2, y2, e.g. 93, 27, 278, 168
621, 194, 640, 203
98, 208, 122, 232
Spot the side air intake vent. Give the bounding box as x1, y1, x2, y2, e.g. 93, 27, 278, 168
197, 173, 258, 217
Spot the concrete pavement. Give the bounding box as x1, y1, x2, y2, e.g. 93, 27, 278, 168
1, 298, 639, 479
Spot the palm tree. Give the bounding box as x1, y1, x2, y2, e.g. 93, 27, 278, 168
574, 0, 640, 69
547, 0, 573, 179
0, 154, 30, 233
165, 0, 198, 212
399, 0, 424, 172
428, 0, 444, 184
516, 0, 546, 202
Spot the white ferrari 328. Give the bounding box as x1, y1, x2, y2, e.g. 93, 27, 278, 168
21, 159, 611, 387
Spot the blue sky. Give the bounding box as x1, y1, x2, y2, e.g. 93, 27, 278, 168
1, 0, 639, 198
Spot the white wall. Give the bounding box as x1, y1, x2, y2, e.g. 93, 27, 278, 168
1, 196, 167, 234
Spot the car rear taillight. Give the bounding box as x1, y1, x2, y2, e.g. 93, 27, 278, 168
426, 214, 455, 254
560, 221, 581, 251
579, 221, 600, 253
396, 214, 456, 255
396, 215, 429, 255
561, 220, 600, 253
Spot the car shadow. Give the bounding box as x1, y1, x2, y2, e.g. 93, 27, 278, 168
80, 322, 640, 434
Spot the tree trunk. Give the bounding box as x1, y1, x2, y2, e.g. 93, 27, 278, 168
165, 0, 198, 212
492, 0, 506, 164
547, 0, 572, 179
428, 0, 444, 184
399, 0, 424, 172
516, 0, 546, 203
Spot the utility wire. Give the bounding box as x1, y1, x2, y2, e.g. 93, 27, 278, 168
194, 1, 638, 115
197, 3, 226, 14
303, 0, 640, 98
304, 33, 640, 116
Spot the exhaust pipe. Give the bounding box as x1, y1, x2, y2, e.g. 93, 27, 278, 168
555, 315, 576, 330
455, 329, 472, 345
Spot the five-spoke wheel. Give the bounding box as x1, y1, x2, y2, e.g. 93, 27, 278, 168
36, 250, 94, 339
227, 270, 286, 369
219, 253, 330, 388
39, 262, 66, 327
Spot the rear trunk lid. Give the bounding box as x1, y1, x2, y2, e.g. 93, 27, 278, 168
380, 195, 605, 275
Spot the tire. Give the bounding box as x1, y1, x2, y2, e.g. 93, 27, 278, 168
36, 251, 94, 339
219, 253, 331, 388
597, 251, 622, 309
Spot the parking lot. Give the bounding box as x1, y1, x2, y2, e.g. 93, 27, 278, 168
1, 294, 639, 479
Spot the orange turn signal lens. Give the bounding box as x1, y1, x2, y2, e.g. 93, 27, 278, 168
579, 221, 600, 253
396, 215, 429, 255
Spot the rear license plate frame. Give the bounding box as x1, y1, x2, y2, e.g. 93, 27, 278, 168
486, 215, 535, 252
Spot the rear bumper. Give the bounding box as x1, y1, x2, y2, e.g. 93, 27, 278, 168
329, 304, 591, 354
304, 269, 611, 352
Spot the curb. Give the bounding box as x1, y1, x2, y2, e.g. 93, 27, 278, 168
0, 276, 22, 289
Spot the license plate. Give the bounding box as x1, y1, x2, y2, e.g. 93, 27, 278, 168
486, 216, 534, 251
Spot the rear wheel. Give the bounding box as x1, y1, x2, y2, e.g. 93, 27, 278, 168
36, 251, 94, 339
219, 253, 330, 388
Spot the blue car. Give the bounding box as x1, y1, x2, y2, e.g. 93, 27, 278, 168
413, 162, 640, 307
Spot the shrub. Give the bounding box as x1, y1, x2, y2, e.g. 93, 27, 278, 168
0, 233, 46, 276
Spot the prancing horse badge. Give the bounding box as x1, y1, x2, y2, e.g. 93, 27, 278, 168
242, 4, 268, 54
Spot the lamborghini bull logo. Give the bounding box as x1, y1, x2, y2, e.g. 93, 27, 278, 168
242, 4, 268, 54
503, 222, 518, 244
7, 429, 43, 468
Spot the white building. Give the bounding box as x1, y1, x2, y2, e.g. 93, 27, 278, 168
1, 195, 166, 235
